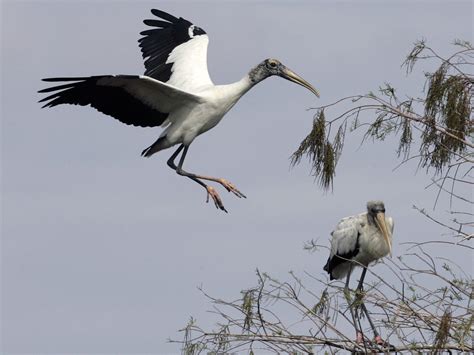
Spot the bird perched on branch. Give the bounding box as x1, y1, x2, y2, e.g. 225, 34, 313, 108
38, 8, 319, 212
324, 200, 394, 348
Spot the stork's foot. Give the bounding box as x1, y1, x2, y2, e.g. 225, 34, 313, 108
374, 335, 385, 346
374, 336, 396, 351
353, 334, 396, 353
206, 186, 228, 213
353, 332, 373, 353
217, 178, 246, 198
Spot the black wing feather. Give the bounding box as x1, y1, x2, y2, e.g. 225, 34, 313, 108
138, 9, 206, 82
38, 76, 168, 128
323, 232, 361, 280
143, 19, 172, 28
150, 9, 178, 22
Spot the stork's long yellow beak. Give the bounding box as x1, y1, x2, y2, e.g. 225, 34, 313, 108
375, 212, 392, 257
280, 67, 320, 98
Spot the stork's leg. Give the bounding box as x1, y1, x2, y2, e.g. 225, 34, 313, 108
360, 303, 394, 350
352, 267, 369, 344
167, 144, 206, 190
174, 145, 246, 200
354, 267, 392, 349
355, 268, 376, 335
173, 146, 246, 199
343, 266, 364, 344
166, 145, 227, 212
360, 303, 379, 338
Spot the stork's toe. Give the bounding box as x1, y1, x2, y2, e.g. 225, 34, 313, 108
218, 179, 247, 198
374, 336, 396, 350
206, 186, 228, 213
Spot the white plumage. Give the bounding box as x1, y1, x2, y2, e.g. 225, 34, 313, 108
165, 35, 213, 91
325, 207, 394, 280
39, 8, 319, 212
323, 200, 395, 346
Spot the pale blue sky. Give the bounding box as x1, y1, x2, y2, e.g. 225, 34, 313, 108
1, 1, 472, 353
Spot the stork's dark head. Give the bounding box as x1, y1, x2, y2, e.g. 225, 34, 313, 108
249, 58, 320, 97
367, 200, 386, 215
367, 200, 392, 256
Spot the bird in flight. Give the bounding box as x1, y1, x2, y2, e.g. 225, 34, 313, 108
324, 201, 394, 348
39, 9, 319, 212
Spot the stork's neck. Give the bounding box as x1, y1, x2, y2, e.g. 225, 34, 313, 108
214, 71, 265, 109
217, 76, 253, 102
234, 75, 255, 95
222, 63, 270, 96
226, 68, 269, 96
249, 62, 271, 84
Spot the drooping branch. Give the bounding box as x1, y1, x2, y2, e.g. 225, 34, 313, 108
291, 40, 473, 194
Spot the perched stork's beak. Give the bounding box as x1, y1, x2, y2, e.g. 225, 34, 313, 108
375, 212, 392, 257
280, 67, 320, 98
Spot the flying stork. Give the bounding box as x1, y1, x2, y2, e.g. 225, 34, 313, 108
323, 201, 394, 347
38, 8, 319, 212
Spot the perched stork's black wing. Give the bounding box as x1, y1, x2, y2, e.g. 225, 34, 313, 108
323, 215, 362, 280
39, 75, 203, 127
324, 234, 360, 280
138, 9, 213, 91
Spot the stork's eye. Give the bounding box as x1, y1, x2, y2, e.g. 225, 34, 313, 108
266, 60, 278, 69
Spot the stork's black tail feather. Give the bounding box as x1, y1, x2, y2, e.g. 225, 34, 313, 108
323, 258, 336, 280
141, 136, 169, 157
323, 259, 330, 273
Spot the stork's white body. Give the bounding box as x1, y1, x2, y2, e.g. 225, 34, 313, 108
326, 211, 394, 280
161, 77, 253, 148
155, 35, 253, 147
82, 33, 256, 154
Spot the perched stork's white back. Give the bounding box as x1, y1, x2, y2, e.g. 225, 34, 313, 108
39, 8, 319, 212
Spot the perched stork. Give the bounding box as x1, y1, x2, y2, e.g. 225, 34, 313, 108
323, 201, 394, 347
38, 9, 319, 212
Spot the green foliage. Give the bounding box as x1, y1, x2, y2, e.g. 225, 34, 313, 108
310, 289, 329, 316
182, 317, 204, 355
242, 289, 255, 331
403, 38, 427, 73
421, 64, 472, 172
397, 116, 413, 159
433, 308, 452, 354
291, 110, 337, 190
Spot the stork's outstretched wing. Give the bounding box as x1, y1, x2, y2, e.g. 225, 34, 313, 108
138, 9, 213, 92
38, 75, 203, 127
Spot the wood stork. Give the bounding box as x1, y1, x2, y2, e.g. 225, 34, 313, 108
323, 201, 394, 346
38, 9, 319, 212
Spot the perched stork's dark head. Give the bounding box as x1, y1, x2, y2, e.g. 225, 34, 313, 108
367, 200, 392, 256
367, 200, 386, 214
249, 58, 320, 97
